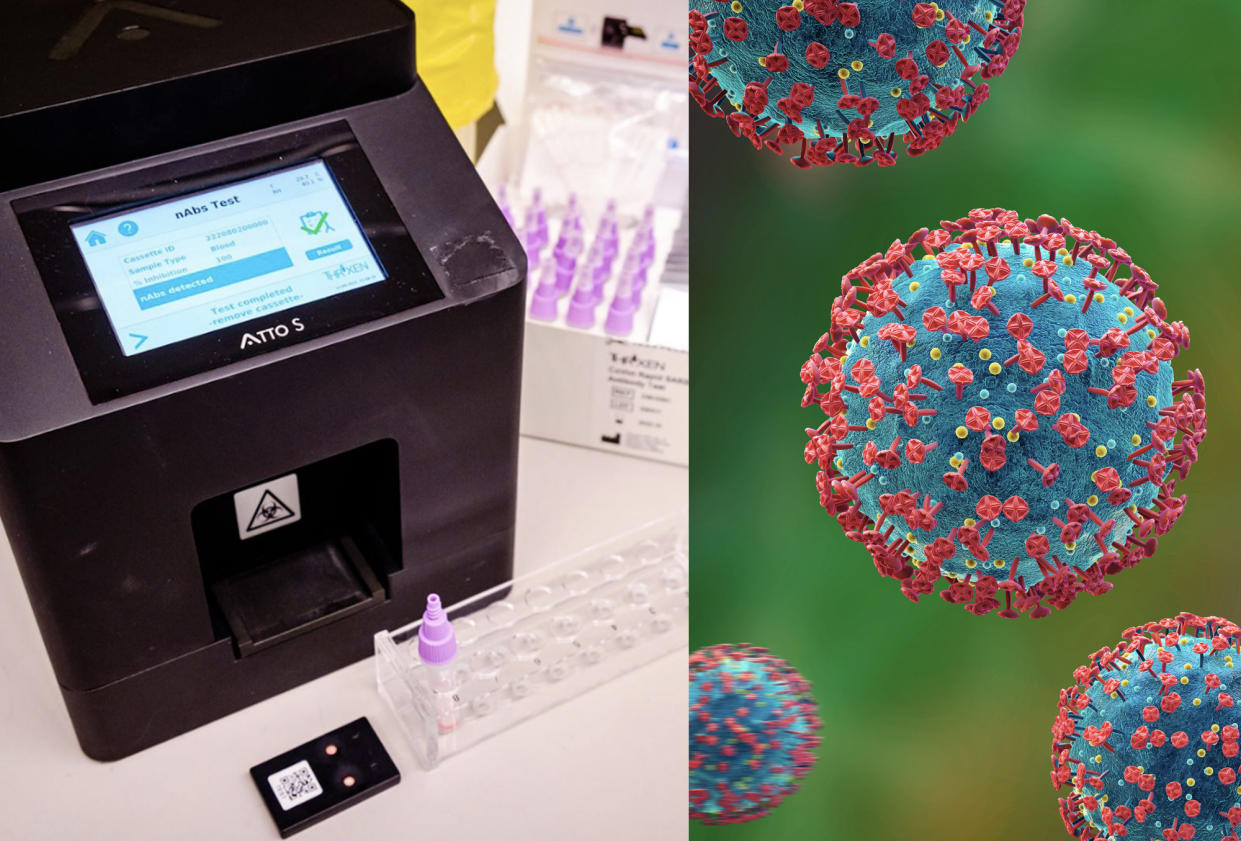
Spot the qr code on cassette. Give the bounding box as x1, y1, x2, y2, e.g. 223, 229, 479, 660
267, 759, 323, 811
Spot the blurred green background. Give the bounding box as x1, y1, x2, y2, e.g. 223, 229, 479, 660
689, 3, 1241, 839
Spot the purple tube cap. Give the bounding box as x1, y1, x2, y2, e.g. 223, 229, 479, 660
418, 594, 458, 665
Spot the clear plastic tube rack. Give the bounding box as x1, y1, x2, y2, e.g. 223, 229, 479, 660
374, 515, 688, 769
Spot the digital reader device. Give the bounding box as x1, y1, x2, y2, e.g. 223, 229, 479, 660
0, 0, 525, 759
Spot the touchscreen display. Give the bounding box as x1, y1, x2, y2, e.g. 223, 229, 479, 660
69, 160, 386, 356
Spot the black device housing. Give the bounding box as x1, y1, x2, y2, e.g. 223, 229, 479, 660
0, 0, 524, 759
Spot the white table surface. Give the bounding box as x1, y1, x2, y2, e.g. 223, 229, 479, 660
0, 437, 687, 841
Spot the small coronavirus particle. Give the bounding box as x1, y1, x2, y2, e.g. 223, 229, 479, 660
689, 644, 822, 824
800, 208, 1207, 618
1052, 614, 1241, 841
688, 0, 1025, 167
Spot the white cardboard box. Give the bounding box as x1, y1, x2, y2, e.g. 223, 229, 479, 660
520, 320, 687, 466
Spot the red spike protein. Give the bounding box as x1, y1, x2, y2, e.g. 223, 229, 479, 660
688, 0, 1025, 166
1052, 614, 1241, 841
799, 209, 1207, 617
689, 644, 822, 824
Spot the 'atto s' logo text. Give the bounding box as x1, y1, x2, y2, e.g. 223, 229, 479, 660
239, 318, 305, 349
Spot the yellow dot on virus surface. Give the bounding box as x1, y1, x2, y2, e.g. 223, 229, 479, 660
1199, 749, 1208, 757
1065, 542, 1076, 551
1194, 698, 1203, 706
1147, 395, 1158, 407
988, 362, 1002, 375
835, 458, 843, 470
838, 67, 851, 79
1094, 293, 1106, 304
994, 559, 1006, 568
1120, 679, 1129, 687
935, 7, 945, 19
1065, 294, 1077, 304
1118, 313, 1128, 324
965, 558, 977, 568
992, 417, 1005, 430
930, 347, 942, 360
1023, 257, 1034, 267
1131, 434, 1142, 446
910, 281, 920, 291
963, 517, 977, 527
1095, 445, 1108, 458
1094, 754, 1103, 763
1186, 778, 1195, 787
984, 10, 994, 21
860, 336, 870, 347
979, 348, 992, 361
1062, 256, 1074, 267
731, 0, 742, 11
1125, 306, 1135, 316
1147, 329, 1157, 339
851, 60, 864, 72
890, 87, 902, 97
950, 456, 963, 468
1087, 495, 1099, 506
955, 426, 968, 439
1057, 247, 1069, 256
1181, 676, 1191, 684
1207, 767, 1215, 776
1007, 430, 1020, 442
866, 418, 877, 430
1213, 724, 1221, 732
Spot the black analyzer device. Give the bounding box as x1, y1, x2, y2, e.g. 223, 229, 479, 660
0, 0, 525, 759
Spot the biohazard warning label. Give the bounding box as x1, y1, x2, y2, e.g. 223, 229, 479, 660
233, 473, 302, 540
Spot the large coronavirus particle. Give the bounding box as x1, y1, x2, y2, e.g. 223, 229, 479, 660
689, 643, 822, 824
799, 208, 1207, 618
1052, 614, 1241, 841
688, 0, 1025, 167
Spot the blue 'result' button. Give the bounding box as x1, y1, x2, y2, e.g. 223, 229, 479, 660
305, 240, 353, 261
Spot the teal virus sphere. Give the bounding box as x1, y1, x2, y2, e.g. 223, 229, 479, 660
801, 209, 1206, 617
688, 0, 1025, 166
689, 644, 822, 824
1053, 614, 1241, 841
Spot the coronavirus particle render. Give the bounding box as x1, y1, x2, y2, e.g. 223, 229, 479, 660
688, 0, 1025, 167
799, 208, 1206, 617
1053, 614, 1241, 841
689, 643, 822, 824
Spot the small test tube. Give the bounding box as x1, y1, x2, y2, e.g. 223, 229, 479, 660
496, 184, 515, 230
565, 261, 600, 329
520, 189, 548, 258
528, 258, 561, 322
604, 267, 636, 337
553, 220, 583, 298
417, 594, 459, 734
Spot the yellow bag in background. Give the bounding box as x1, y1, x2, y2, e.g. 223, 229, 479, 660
401, 0, 499, 130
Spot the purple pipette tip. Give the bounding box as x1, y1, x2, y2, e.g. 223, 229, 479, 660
529, 277, 560, 321
605, 294, 636, 336
554, 263, 575, 297
497, 185, 514, 229
566, 285, 598, 329
417, 593, 457, 665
